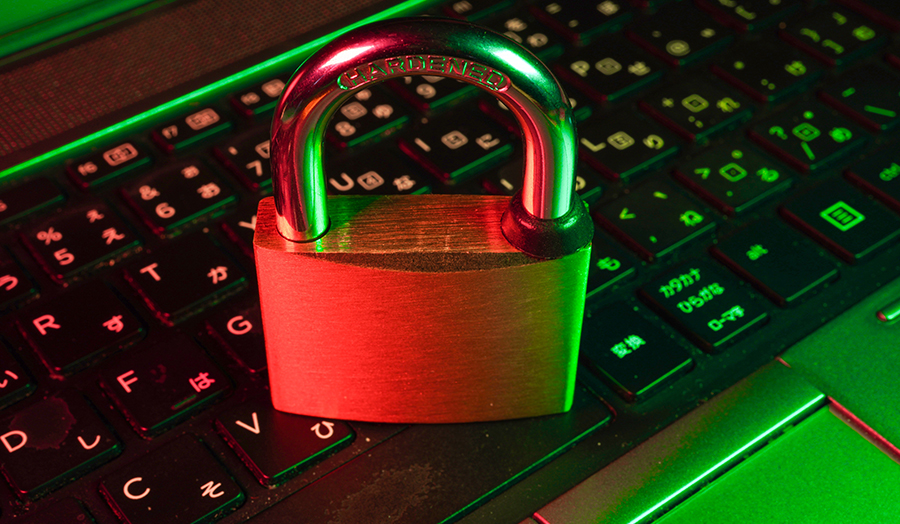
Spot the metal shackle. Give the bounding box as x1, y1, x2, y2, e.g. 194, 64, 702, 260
270, 17, 592, 257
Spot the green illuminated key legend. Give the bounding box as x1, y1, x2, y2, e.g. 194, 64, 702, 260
819, 201, 865, 231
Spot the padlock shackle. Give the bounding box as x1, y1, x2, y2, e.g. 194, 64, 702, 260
271, 17, 583, 246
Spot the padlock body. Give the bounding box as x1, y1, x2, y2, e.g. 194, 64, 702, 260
254, 195, 590, 423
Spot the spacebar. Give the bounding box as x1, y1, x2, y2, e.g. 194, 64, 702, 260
249, 386, 611, 524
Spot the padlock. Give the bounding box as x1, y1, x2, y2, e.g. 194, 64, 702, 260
254, 17, 593, 423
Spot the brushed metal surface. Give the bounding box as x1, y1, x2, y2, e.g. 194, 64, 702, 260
254, 196, 591, 423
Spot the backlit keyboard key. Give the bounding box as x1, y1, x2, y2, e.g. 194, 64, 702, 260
230, 76, 288, 118
779, 5, 886, 68
215, 399, 354, 486
779, 178, 900, 263
122, 233, 247, 325
530, 0, 635, 44
205, 297, 267, 373
66, 142, 152, 189
326, 85, 410, 149
0, 391, 120, 499
711, 38, 823, 104
482, 11, 565, 61
581, 304, 693, 402
0, 344, 34, 409
627, 2, 733, 67
845, 146, 900, 213
151, 107, 232, 153
578, 109, 680, 182
0, 251, 37, 311
22, 202, 141, 283
327, 149, 431, 196
214, 128, 272, 191
639, 260, 769, 352
389, 75, 474, 112
100, 435, 243, 523
696, 0, 801, 32
711, 218, 839, 306
17, 281, 144, 375
99, 335, 230, 437
0, 178, 65, 227
594, 179, 715, 261
819, 65, 900, 133
586, 235, 637, 298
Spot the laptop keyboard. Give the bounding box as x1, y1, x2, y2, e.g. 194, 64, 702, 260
2, 0, 900, 522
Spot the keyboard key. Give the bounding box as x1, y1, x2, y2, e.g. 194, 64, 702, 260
19, 498, 95, 524
17, 281, 144, 375
398, 102, 514, 184
100, 435, 243, 524
578, 109, 680, 182
66, 142, 152, 189
230, 76, 288, 118
205, 297, 267, 372
530, 0, 635, 44
122, 233, 247, 325
711, 38, 823, 104
99, 335, 230, 437
554, 36, 665, 105
638, 77, 753, 143
22, 202, 141, 283
586, 235, 637, 298
0, 344, 34, 410
819, 64, 900, 133
443, 0, 513, 20
779, 178, 900, 263
215, 398, 354, 486
594, 179, 716, 261
150, 107, 232, 153
780, 6, 886, 69
711, 218, 839, 306
327, 85, 410, 149
214, 128, 272, 191
327, 149, 431, 196
0, 177, 65, 227
483, 159, 602, 206
696, 0, 801, 32
627, 2, 733, 67
388, 75, 474, 112
0, 391, 121, 499
220, 201, 260, 258
481, 11, 565, 61
839, 0, 900, 32
639, 260, 769, 352
581, 304, 693, 401
673, 142, 793, 215
0, 251, 37, 310
748, 102, 867, 173
845, 145, 900, 213
121, 161, 237, 235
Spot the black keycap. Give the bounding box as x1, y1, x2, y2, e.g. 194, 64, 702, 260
638, 77, 753, 143
66, 141, 152, 189
388, 75, 474, 112
121, 161, 237, 235
581, 304, 693, 401
122, 233, 247, 325
19, 498, 95, 524
586, 235, 637, 298
150, 107, 232, 153
443, 0, 513, 20
711, 38, 823, 104
627, 2, 733, 67
711, 218, 839, 306
748, 102, 867, 173
17, 281, 144, 375
639, 260, 769, 352
205, 297, 267, 373
220, 201, 260, 259
327, 85, 410, 149
99, 435, 243, 524
845, 146, 900, 213
99, 335, 230, 437
22, 202, 141, 283
695, 0, 801, 32
840, 0, 900, 32
819, 65, 900, 133
594, 179, 716, 261
0, 344, 34, 410
327, 149, 431, 196
0, 251, 37, 311
530, 0, 635, 44
0, 177, 65, 227
483, 159, 602, 206
554, 36, 665, 105
230, 76, 288, 118
214, 128, 272, 191
481, 11, 565, 61
215, 399, 354, 486
779, 178, 900, 263
673, 141, 793, 215
779, 5, 886, 68
398, 102, 514, 184
0, 391, 120, 499
578, 109, 680, 182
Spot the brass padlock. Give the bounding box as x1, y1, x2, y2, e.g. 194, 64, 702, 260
254, 17, 593, 423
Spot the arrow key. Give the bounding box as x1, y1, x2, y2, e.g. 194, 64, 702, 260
215, 398, 354, 487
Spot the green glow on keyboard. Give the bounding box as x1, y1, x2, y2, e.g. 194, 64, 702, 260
627, 393, 825, 524
0, 0, 433, 181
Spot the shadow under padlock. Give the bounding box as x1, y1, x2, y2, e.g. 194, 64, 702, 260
254, 17, 593, 424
